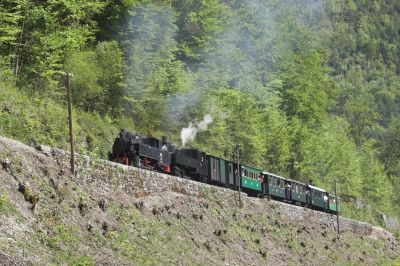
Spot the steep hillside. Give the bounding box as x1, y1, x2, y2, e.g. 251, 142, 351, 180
0, 136, 399, 265
2, 0, 400, 225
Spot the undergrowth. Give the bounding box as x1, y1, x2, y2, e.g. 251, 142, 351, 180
0, 192, 16, 216
0, 86, 134, 159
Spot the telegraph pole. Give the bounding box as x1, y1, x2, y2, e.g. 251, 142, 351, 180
65, 73, 75, 176
235, 143, 242, 208
334, 179, 340, 235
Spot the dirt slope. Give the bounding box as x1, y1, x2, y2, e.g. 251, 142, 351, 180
0, 136, 399, 265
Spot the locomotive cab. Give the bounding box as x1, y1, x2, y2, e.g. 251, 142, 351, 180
172, 148, 208, 181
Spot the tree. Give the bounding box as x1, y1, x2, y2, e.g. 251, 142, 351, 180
5, 0, 106, 91
65, 41, 126, 115
380, 117, 400, 209
360, 146, 392, 214
279, 52, 331, 125
0, 0, 24, 67
122, 3, 186, 135
95, 41, 126, 116
173, 0, 225, 63
198, 88, 265, 166
291, 117, 362, 200
65, 49, 102, 111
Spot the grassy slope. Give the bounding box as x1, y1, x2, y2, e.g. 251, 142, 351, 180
0, 82, 134, 159
0, 137, 399, 265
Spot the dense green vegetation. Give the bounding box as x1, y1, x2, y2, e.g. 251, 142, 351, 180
1, 0, 399, 224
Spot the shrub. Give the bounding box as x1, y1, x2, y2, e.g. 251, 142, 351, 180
0, 192, 16, 216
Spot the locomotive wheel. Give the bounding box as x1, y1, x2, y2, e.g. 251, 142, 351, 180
132, 155, 140, 167
172, 167, 183, 178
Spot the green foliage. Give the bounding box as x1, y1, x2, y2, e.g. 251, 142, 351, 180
95, 41, 126, 116
360, 145, 392, 213
68, 256, 94, 266
1, 0, 400, 223
173, 0, 225, 62
198, 88, 265, 166
279, 52, 331, 124
0, 84, 134, 158
380, 117, 400, 213
290, 117, 362, 196
66, 50, 101, 110
36, 223, 95, 265
65, 41, 126, 114
1, 0, 107, 90
0, 192, 16, 216
262, 109, 291, 175
0, 0, 23, 63
122, 3, 187, 135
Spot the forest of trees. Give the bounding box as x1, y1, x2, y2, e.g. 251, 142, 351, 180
1, 0, 400, 224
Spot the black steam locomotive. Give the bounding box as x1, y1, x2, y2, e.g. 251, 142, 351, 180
109, 129, 339, 214
108, 129, 208, 180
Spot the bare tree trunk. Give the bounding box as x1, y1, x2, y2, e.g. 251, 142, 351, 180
13, 0, 31, 77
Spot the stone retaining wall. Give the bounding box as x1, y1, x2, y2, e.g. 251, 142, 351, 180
44, 145, 396, 241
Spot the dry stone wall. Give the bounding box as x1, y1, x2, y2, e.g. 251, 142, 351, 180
42, 145, 396, 241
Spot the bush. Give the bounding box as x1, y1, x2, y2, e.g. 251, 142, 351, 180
0, 85, 135, 159
0, 192, 16, 216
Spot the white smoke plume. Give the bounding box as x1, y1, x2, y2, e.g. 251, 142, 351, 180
181, 114, 213, 146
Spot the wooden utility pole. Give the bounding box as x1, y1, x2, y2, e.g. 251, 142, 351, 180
334, 179, 340, 235
65, 73, 75, 176
236, 143, 242, 208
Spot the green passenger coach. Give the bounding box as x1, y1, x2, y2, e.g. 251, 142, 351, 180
307, 185, 327, 210
286, 179, 307, 205
240, 165, 263, 193
263, 172, 286, 200
328, 194, 339, 213
208, 156, 237, 188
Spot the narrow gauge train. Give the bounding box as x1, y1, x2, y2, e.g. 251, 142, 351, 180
109, 129, 339, 214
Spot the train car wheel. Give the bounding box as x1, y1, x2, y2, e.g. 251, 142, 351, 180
199, 175, 207, 183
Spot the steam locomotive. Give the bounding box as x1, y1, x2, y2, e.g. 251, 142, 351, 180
109, 129, 339, 214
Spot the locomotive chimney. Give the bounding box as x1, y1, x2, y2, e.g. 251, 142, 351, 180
162, 136, 167, 145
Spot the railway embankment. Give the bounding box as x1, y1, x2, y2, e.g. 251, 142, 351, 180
0, 136, 399, 265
